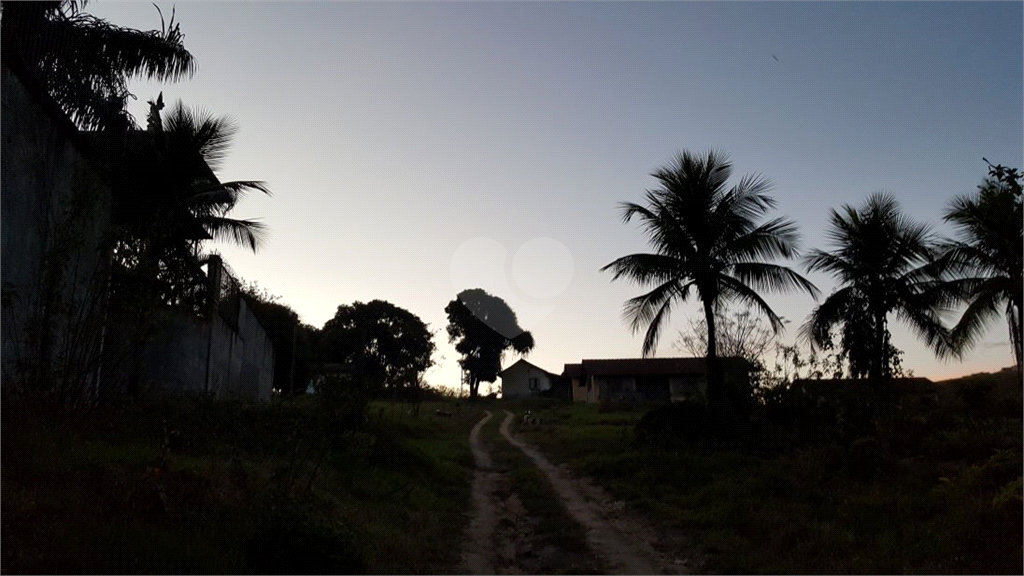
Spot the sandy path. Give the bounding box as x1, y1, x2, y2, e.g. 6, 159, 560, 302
499, 410, 692, 575
461, 410, 500, 574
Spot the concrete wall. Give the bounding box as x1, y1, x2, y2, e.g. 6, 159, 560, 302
1, 60, 112, 400
116, 269, 276, 402
2, 58, 274, 403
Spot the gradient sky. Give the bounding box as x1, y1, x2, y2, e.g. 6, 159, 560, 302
90, 1, 1023, 390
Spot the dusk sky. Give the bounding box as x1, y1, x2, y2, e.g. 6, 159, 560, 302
91, 1, 1023, 391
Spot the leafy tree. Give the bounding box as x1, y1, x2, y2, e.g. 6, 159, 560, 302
941, 168, 1023, 373
1, 0, 195, 131
445, 288, 534, 400
240, 282, 315, 396
318, 300, 435, 394
673, 307, 781, 391
674, 307, 778, 366
802, 193, 951, 392
601, 150, 818, 418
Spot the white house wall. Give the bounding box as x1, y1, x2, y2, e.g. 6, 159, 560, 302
500, 362, 553, 399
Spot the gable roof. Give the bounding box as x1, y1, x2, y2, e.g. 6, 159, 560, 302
563, 363, 584, 378
564, 357, 751, 378
498, 358, 557, 378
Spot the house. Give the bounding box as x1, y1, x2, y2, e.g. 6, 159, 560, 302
499, 359, 558, 399
564, 357, 752, 404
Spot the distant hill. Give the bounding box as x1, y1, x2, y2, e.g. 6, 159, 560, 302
936, 366, 1022, 415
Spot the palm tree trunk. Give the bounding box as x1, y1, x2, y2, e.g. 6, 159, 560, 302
703, 299, 723, 424
1010, 300, 1022, 374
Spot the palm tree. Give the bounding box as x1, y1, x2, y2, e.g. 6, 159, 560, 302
801, 193, 953, 389
941, 177, 1023, 373
1, 0, 194, 131
601, 150, 818, 413
112, 99, 270, 312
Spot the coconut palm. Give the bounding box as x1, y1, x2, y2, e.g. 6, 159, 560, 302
1, 0, 194, 130
801, 193, 953, 388
112, 99, 270, 312
601, 149, 819, 411
149, 99, 271, 252
941, 177, 1023, 372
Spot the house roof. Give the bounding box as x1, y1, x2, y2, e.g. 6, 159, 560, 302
563, 363, 584, 378
565, 357, 751, 377
498, 358, 557, 378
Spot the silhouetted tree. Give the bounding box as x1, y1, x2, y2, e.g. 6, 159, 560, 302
674, 307, 779, 389
941, 169, 1023, 373
1, 0, 194, 131
318, 301, 435, 395
110, 99, 271, 314
674, 307, 778, 366
445, 289, 534, 400
240, 282, 314, 396
601, 150, 818, 420
802, 193, 952, 394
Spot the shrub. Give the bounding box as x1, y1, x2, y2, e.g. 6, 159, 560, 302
244, 496, 364, 574
634, 401, 709, 448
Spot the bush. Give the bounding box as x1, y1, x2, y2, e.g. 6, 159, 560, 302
244, 496, 364, 574
634, 402, 709, 448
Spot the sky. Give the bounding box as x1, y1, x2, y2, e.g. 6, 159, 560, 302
89, 0, 1023, 390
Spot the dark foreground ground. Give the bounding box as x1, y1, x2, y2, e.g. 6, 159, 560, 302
2, 369, 1021, 574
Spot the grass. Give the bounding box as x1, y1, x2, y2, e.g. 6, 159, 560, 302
516, 372, 1023, 575
1, 394, 482, 574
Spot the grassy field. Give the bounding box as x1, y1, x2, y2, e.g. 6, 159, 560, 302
3, 371, 1019, 574
1, 394, 482, 574
515, 371, 1023, 574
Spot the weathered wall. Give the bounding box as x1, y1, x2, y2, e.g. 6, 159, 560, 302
1, 60, 112, 401
111, 281, 276, 402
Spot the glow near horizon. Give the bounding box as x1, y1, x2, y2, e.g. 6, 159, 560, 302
88, 1, 1022, 388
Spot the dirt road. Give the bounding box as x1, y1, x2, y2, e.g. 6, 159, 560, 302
461, 410, 694, 575
462, 411, 500, 574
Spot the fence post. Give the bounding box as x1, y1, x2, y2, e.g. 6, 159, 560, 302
204, 255, 222, 394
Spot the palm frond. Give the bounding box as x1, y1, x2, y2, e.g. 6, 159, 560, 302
202, 216, 268, 252
730, 262, 820, 301
599, 253, 682, 285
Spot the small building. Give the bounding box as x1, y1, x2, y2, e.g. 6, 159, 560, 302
564, 357, 752, 404
499, 359, 558, 399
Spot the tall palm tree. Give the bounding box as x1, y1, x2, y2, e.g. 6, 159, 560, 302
941, 178, 1023, 372
1, 0, 194, 130
112, 99, 270, 312
601, 150, 818, 410
802, 193, 953, 389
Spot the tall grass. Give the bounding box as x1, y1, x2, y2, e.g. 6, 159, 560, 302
1, 393, 480, 574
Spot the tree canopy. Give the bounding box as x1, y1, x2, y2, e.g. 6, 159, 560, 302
445, 288, 534, 399
318, 300, 435, 393
602, 149, 817, 419
802, 193, 952, 387
1, 0, 195, 131
941, 168, 1023, 372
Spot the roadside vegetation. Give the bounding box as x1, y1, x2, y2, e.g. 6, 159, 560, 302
515, 369, 1022, 574
1, 388, 479, 574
